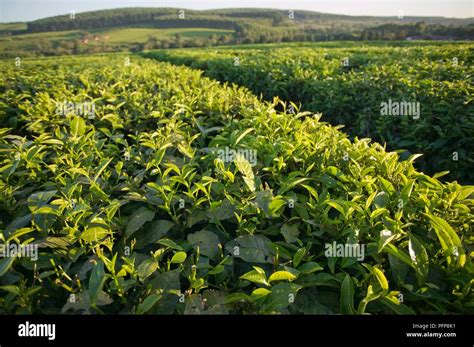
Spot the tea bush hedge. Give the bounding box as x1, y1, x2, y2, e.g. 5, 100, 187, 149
143, 42, 474, 183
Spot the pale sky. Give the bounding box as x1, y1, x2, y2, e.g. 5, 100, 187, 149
1, 0, 473, 22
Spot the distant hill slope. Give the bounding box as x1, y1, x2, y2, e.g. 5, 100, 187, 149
0, 8, 472, 58
5, 7, 473, 34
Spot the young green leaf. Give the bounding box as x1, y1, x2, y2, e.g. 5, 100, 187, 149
170, 251, 187, 264
240, 267, 269, 286
268, 271, 296, 283
234, 152, 255, 192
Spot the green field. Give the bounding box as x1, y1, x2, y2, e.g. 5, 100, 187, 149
0, 30, 79, 50
97, 27, 234, 44
0, 51, 472, 315
0, 23, 27, 32
0, 26, 235, 56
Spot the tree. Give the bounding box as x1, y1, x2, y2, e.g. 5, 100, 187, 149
174, 33, 183, 48
144, 36, 158, 50
272, 12, 285, 26
415, 21, 427, 34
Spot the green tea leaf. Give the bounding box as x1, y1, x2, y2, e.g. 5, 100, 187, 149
70, 116, 86, 137
425, 214, 465, 267
157, 239, 184, 251
0, 256, 15, 277
170, 251, 187, 264
240, 267, 269, 286
125, 207, 155, 237
268, 271, 296, 283
293, 247, 306, 268
298, 262, 323, 274
89, 261, 106, 305
136, 294, 162, 314
27, 190, 57, 212
187, 230, 220, 259
138, 259, 159, 282
224, 293, 250, 304
407, 232, 429, 285
250, 288, 271, 301
264, 283, 302, 311
340, 274, 355, 314
234, 152, 255, 192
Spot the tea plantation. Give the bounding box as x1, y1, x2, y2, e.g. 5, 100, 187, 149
144, 42, 474, 183
0, 53, 472, 314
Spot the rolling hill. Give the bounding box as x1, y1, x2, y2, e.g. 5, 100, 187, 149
0, 8, 473, 57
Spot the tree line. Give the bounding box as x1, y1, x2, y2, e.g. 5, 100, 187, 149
361, 22, 474, 40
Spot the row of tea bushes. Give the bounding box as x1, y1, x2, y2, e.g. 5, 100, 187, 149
143, 42, 474, 183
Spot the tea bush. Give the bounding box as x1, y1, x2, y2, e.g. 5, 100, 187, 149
143, 42, 474, 183
0, 55, 472, 314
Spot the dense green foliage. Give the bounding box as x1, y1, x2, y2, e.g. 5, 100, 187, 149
144, 42, 474, 183
361, 22, 474, 40
0, 55, 472, 314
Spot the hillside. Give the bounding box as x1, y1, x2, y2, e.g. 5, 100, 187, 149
0, 8, 473, 58
20, 8, 474, 33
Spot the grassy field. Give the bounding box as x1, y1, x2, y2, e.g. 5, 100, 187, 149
0, 26, 235, 55
96, 27, 234, 44
0, 30, 78, 50
0, 22, 27, 32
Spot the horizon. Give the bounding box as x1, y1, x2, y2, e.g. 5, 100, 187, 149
1, 0, 473, 23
